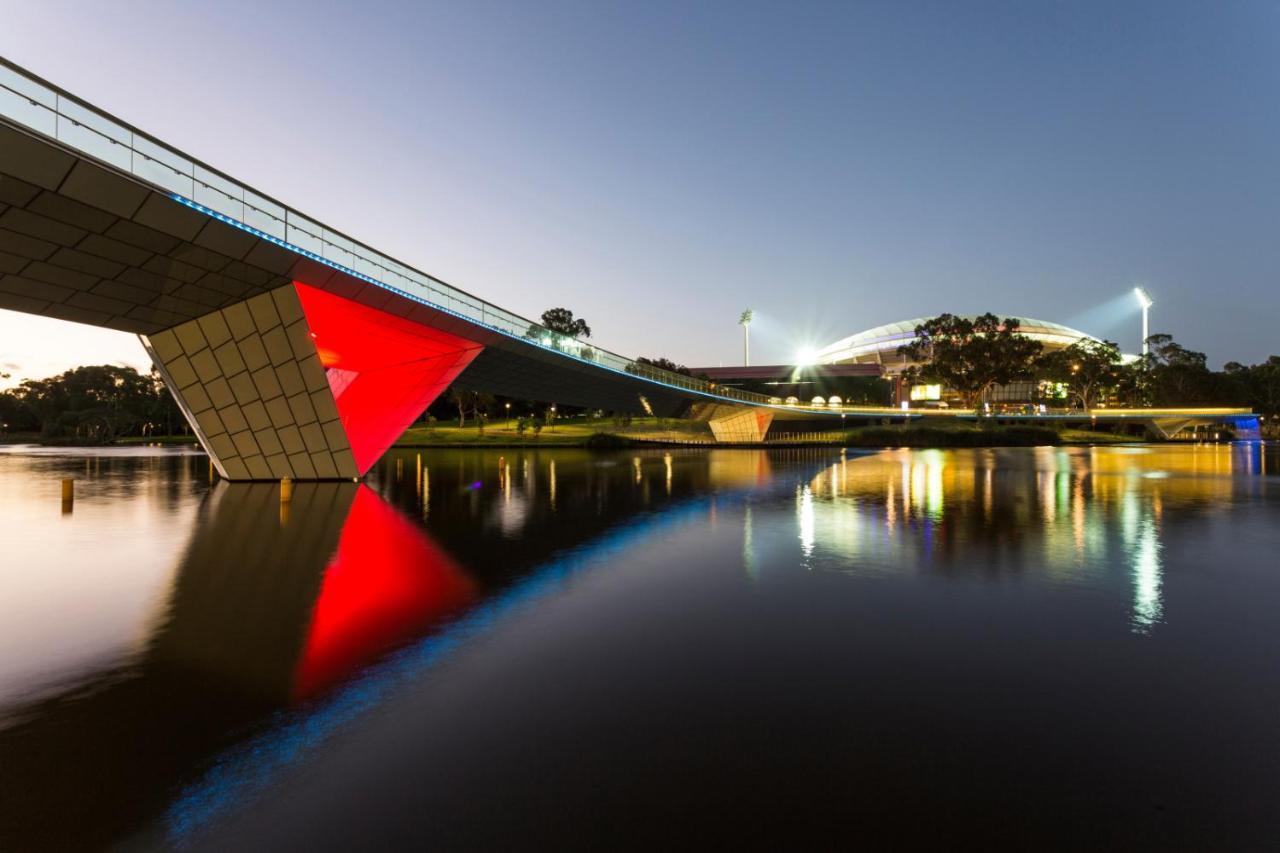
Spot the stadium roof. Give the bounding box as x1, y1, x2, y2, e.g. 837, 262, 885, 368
815, 316, 1097, 365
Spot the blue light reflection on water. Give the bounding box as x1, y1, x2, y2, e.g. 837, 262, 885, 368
163, 478, 783, 843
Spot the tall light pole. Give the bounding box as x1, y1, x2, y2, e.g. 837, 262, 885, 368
739, 309, 753, 366
1134, 287, 1153, 355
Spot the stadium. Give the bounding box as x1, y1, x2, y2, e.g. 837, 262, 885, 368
698, 316, 1108, 407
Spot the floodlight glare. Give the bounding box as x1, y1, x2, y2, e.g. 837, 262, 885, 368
1134, 287, 1153, 309
795, 346, 819, 366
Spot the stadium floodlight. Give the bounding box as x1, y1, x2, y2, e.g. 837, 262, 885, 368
1134, 287, 1154, 355
739, 309, 753, 366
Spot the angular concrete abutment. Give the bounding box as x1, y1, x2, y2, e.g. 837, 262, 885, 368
144, 282, 483, 481
691, 403, 775, 443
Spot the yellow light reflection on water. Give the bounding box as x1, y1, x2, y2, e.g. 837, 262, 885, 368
1132, 518, 1163, 633
799, 443, 1264, 631
797, 484, 815, 561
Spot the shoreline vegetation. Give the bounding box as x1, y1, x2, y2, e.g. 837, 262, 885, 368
0, 418, 1224, 451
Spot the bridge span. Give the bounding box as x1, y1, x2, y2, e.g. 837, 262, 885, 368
0, 59, 1258, 479
0, 58, 813, 479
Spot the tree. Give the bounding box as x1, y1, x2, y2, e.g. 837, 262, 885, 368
898, 313, 1043, 408
1035, 339, 1123, 410
635, 356, 692, 376
448, 387, 494, 427
6, 365, 165, 441
1224, 356, 1280, 420
0, 386, 38, 432
539, 308, 591, 339
1113, 358, 1152, 407
1143, 333, 1215, 404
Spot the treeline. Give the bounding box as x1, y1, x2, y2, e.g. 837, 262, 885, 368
900, 313, 1280, 417
0, 365, 184, 443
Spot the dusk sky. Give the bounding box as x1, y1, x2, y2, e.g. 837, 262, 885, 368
2, 0, 1278, 385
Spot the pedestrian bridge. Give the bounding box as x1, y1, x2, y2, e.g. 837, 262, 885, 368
0, 58, 805, 478
0, 59, 1259, 479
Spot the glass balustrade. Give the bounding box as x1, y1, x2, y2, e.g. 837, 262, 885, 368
0, 59, 785, 408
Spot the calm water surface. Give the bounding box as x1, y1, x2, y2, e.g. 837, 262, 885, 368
0, 442, 1277, 850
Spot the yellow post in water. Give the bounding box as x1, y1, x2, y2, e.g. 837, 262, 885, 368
280, 477, 293, 502
60, 478, 74, 514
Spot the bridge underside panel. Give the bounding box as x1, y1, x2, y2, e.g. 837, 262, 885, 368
0, 123, 295, 333
452, 345, 691, 416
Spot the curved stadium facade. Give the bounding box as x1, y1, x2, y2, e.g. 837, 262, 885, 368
813, 316, 1098, 375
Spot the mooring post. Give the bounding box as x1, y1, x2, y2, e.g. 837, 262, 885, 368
60, 478, 74, 514
280, 477, 293, 503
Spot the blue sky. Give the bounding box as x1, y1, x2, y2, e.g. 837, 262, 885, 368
1, 0, 1277, 383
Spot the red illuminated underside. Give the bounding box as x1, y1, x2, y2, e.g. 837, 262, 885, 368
293, 486, 478, 699
293, 282, 484, 474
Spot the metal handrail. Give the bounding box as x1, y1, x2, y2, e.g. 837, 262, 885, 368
0, 56, 780, 407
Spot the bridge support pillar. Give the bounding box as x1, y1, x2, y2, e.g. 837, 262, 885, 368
142, 282, 483, 481
707, 409, 774, 443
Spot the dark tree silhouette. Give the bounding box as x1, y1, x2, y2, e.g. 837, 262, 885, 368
539, 308, 591, 339
1035, 339, 1124, 410
898, 313, 1043, 407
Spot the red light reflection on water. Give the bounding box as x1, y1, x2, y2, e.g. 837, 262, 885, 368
292, 487, 477, 700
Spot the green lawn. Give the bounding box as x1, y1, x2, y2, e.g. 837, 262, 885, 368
396, 416, 710, 447
1056, 428, 1142, 444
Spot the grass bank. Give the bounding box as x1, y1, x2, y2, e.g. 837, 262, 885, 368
396, 417, 707, 447
394, 418, 1133, 449
843, 424, 1061, 448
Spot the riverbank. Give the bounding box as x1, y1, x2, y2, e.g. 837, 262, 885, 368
0, 420, 1179, 451
393, 418, 1140, 449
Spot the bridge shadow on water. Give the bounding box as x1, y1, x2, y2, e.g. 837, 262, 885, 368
0, 447, 828, 850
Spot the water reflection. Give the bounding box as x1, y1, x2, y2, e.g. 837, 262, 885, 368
0, 447, 819, 849
0, 443, 1275, 849
804, 444, 1273, 632
0, 480, 456, 849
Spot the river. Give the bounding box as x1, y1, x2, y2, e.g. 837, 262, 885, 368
0, 443, 1277, 849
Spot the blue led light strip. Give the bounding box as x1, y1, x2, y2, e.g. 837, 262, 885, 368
171, 194, 808, 412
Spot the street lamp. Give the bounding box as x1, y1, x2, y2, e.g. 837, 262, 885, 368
505, 401, 511, 428
739, 309, 753, 367
1134, 287, 1154, 355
